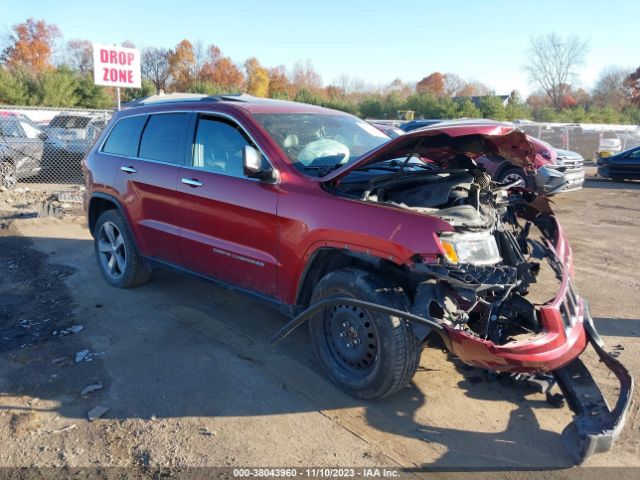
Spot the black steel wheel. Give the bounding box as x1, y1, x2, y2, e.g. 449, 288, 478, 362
308, 268, 420, 399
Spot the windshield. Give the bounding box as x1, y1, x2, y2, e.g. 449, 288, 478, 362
253, 113, 389, 177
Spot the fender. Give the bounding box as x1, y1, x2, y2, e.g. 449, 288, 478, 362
87, 192, 136, 240
291, 241, 415, 308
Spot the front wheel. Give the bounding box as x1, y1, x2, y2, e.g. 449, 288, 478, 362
308, 268, 420, 399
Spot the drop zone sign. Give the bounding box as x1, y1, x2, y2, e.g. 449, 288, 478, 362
93, 44, 141, 88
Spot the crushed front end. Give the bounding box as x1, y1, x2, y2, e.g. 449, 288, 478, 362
406, 177, 633, 464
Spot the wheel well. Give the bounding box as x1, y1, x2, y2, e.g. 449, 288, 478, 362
88, 197, 118, 234
295, 248, 410, 309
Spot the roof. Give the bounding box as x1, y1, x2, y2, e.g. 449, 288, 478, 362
122, 93, 339, 115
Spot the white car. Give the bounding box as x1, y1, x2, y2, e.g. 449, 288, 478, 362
597, 131, 622, 158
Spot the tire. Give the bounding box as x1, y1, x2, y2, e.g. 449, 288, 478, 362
308, 268, 420, 399
93, 209, 151, 288
0, 161, 17, 190
497, 166, 533, 188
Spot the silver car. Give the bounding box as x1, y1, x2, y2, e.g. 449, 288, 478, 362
550, 149, 585, 192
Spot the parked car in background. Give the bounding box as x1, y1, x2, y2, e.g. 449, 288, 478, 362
0, 111, 44, 189
597, 145, 640, 180
400, 119, 444, 132
477, 134, 557, 184
43, 112, 109, 180
369, 122, 405, 138
549, 149, 585, 191
597, 131, 622, 158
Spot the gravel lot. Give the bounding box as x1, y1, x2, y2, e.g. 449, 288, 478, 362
0, 169, 638, 477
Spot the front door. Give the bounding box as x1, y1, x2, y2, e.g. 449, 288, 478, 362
178, 114, 279, 298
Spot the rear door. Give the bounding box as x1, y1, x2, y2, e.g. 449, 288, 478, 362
178, 113, 279, 297
108, 112, 191, 265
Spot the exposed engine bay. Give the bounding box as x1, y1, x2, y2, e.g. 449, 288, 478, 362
330, 140, 565, 347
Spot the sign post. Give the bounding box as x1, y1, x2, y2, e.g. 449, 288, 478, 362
92, 43, 141, 110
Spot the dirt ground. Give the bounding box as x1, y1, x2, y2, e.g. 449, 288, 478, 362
0, 169, 639, 478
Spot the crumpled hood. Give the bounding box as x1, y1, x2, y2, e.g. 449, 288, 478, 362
320, 122, 536, 184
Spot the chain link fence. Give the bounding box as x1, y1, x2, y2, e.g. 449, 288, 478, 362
1, 105, 113, 191
516, 122, 640, 161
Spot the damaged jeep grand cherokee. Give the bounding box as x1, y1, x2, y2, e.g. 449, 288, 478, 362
84, 95, 632, 464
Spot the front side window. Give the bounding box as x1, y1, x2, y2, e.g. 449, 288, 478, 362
192, 116, 251, 178
139, 113, 189, 164
253, 113, 389, 177
101, 115, 147, 157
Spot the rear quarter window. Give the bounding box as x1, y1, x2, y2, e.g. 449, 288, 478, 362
138, 113, 189, 164
101, 115, 148, 157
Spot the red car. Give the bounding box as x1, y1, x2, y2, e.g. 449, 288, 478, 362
83, 95, 631, 463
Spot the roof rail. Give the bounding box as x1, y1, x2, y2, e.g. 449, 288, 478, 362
123, 92, 253, 108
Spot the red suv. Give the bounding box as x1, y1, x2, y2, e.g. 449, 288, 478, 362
84, 95, 631, 463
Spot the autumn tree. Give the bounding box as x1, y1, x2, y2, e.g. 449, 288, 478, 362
592, 66, 632, 110
416, 72, 445, 97
626, 67, 640, 105
244, 57, 269, 97
1, 18, 60, 74
523, 33, 588, 110
141, 47, 170, 93
290, 60, 322, 94
268, 65, 290, 98
168, 40, 196, 91
198, 45, 243, 91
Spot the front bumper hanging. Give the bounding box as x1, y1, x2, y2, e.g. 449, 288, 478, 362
271, 297, 633, 464
553, 303, 634, 464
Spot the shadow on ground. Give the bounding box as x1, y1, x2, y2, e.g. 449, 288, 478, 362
0, 231, 578, 470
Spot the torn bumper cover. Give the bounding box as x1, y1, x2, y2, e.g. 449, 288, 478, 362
554, 304, 634, 464
271, 296, 633, 464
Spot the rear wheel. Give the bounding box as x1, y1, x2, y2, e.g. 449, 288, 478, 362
308, 268, 420, 399
94, 209, 151, 288
0, 162, 17, 190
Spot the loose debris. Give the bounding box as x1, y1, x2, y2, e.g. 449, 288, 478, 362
50, 424, 77, 434
80, 383, 104, 396
87, 406, 109, 421
75, 350, 90, 363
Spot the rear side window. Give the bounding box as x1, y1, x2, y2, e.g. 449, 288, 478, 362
139, 113, 188, 164
102, 115, 147, 157
49, 115, 92, 129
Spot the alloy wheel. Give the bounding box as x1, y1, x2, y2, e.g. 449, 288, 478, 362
97, 221, 127, 280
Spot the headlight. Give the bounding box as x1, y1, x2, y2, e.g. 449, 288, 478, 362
438, 231, 501, 266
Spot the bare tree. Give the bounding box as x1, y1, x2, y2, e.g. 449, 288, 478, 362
65, 39, 92, 74
592, 66, 632, 110
442, 73, 466, 97
523, 33, 587, 110
141, 47, 170, 94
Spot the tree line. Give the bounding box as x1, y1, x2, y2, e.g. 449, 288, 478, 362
1, 18, 639, 124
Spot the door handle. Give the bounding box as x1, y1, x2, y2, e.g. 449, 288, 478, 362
120, 166, 136, 174
181, 178, 203, 187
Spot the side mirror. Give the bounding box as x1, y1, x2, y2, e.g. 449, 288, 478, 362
243, 145, 273, 181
